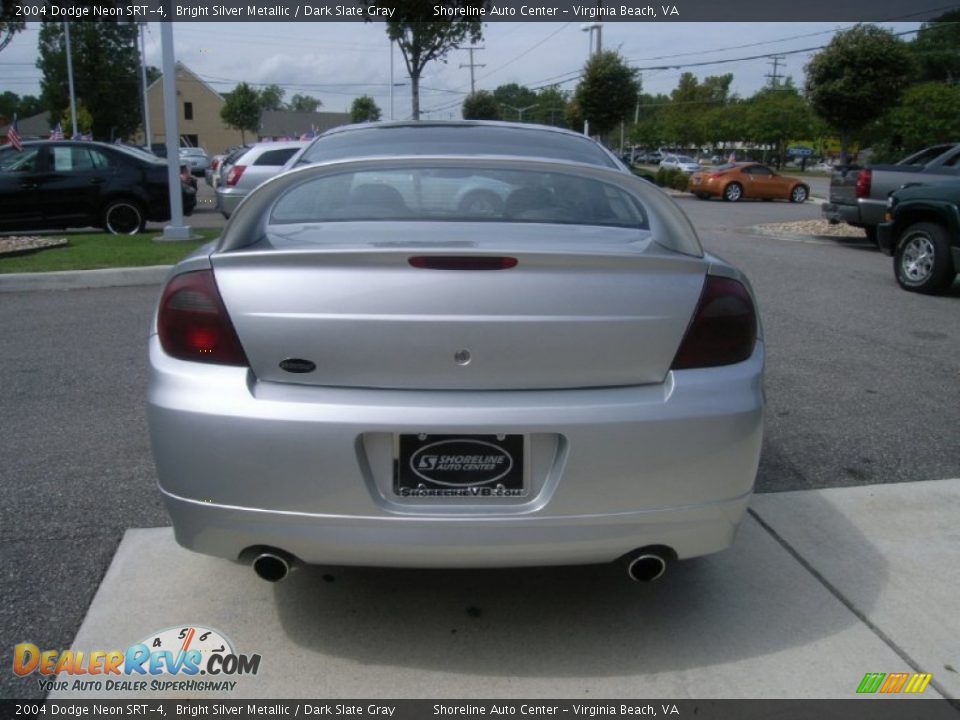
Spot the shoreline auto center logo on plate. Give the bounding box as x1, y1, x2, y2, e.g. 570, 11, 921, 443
13, 625, 260, 693
398, 435, 527, 498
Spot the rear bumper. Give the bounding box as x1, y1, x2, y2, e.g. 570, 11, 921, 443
822, 199, 886, 228
215, 188, 245, 218
147, 336, 764, 568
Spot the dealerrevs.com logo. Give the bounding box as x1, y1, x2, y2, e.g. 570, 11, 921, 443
13, 625, 261, 693
856, 672, 933, 694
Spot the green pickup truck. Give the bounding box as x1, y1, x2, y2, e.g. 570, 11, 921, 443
877, 180, 960, 294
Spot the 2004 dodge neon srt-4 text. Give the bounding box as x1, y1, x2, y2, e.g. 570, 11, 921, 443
146, 122, 764, 584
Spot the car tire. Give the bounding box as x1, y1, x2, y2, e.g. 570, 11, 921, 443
894, 222, 955, 295
458, 190, 504, 217
722, 183, 742, 202
102, 199, 145, 235
790, 185, 809, 203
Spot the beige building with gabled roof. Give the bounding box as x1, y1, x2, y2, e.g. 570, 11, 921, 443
137, 62, 244, 154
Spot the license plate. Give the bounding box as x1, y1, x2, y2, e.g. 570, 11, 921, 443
395, 434, 525, 498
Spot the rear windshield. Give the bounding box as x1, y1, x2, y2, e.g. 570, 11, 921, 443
270, 167, 647, 229
297, 126, 619, 169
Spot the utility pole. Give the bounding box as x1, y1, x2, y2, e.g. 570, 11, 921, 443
459, 46, 485, 95
766, 55, 785, 88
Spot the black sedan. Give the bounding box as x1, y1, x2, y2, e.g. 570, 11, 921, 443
0, 140, 196, 235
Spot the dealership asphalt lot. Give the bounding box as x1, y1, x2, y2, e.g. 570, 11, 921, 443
1, 193, 958, 700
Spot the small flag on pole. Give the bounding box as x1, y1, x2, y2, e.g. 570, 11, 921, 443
728, 151, 736, 163
6, 114, 23, 151
49, 122, 64, 140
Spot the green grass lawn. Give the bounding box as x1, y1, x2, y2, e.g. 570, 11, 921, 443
0, 229, 221, 274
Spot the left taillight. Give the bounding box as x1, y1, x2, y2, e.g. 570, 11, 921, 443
671, 275, 757, 370
157, 270, 248, 366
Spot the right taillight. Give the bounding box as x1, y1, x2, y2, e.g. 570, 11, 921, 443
671, 275, 757, 370
225, 164, 247, 187
855, 168, 872, 198
157, 270, 248, 366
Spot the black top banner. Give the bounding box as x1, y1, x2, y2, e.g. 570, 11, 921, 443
9, 0, 960, 22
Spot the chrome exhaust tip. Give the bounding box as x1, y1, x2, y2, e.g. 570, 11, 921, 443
624, 549, 669, 582
252, 551, 293, 582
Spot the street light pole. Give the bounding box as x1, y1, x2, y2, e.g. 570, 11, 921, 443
503, 103, 538, 122
580, 22, 603, 136
63, 23, 78, 137
139, 22, 151, 147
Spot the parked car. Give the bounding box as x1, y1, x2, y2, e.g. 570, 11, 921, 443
289, 120, 627, 173
688, 162, 810, 203
211, 145, 251, 190
823, 143, 960, 243
0, 140, 195, 234
147, 122, 764, 583
284, 121, 629, 216
659, 154, 701, 173
179, 147, 211, 176
877, 179, 960, 294
216, 141, 308, 218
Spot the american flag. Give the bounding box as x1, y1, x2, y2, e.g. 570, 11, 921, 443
49, 122, 64, 140
6, 114, 22, 151
299, 126, 317, 141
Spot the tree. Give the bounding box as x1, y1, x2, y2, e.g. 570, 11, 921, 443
660, 72, 733, 148
462, 91, 500, 120
805, 24, 914, 164
37, 21, 142, 140
573, 51, 639, 138
350, 95, 382, 123
221, 82, 261, 144
61, 101, 94, 137
0, 3, 25, 54
886, 82, 960, 151
0, 92, 44, 123
746, 86, 816, 166
365, 2, 485, 119
288, 94, 321, 112
259, 84, 285, 111
529, 85, 570, 127
910, 10, 960, 84
630, 93, 671, 149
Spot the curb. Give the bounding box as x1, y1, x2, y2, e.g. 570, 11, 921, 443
746, 225, 876, 247
0, 265, 173, 293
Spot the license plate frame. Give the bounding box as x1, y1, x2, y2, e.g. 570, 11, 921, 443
394, 434, 526, 499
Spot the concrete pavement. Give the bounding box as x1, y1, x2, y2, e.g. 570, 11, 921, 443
43, 479, 959, 700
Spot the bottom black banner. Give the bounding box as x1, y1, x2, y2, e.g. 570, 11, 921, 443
1, 699, 958, 720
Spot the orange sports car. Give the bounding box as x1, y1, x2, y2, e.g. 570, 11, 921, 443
688, 162, 810, 203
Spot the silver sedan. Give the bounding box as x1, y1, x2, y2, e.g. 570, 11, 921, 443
147, 136, 763, 584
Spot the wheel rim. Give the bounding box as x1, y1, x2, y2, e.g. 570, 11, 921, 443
792, 186, 807, 202
725, 184, 741, 201
900, 234, 935, 284
106, 203, 141, 235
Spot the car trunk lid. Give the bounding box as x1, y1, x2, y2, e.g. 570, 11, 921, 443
211, 223, 706, 390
